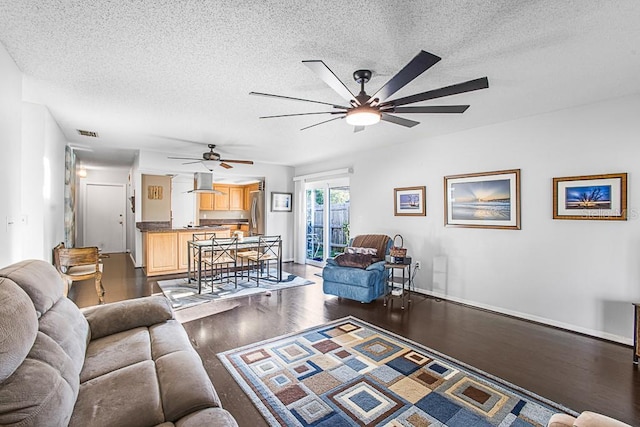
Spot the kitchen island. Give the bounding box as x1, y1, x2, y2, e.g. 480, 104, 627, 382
138, 224, 231, 276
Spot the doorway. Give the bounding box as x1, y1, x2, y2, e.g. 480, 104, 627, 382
84, 183, 126, 253
305, 179, 350, 267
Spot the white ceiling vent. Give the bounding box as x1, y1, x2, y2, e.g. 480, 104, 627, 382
77, 129, 99, 137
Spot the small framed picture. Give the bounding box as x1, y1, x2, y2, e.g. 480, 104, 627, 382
271, 192, 292, 212
444, 169, 521, 229
394, 186, 426, 216
553, 173, 627, 220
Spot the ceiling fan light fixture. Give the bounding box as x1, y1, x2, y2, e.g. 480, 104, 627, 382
345, 106, 381, 126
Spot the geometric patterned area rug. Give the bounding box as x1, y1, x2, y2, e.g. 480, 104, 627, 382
157, 270, 314, 311
218, 317, 577, 426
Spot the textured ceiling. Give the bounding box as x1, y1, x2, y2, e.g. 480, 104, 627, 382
0, 1, 639, 169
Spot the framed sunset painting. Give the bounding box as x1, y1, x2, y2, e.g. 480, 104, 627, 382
444, 169, 521, 229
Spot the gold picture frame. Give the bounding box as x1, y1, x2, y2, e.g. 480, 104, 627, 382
394, 186, 426, 216
444, 169, 521, 229
552, 173, 627, 220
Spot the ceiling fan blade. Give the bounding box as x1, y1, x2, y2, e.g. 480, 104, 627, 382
219, 162, 233, 169
354, 126, 365, 133
182, 160, 205, 165
219, 159, 254, 165
380, 113, 420, 128
300, 116, 344, 131
382, 77, 489, 108
168, 156, 201, 160
369, 50, 441, 103
259, 111, 342, 119
302, 60, 357, 104
390, 105, 470, 114
250, 92, 349, 109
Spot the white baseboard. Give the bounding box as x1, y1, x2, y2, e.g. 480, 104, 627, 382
415, 288, 633, 346
129, 252, 142, 268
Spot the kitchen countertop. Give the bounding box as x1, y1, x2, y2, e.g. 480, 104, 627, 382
136, 222, 230, 233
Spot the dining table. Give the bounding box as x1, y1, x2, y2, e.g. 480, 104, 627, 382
186, 235, 282, 294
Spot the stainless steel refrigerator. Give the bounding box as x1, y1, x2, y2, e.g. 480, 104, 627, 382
249, 190, 265, 236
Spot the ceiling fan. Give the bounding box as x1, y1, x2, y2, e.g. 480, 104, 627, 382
250, 50, 489, 132
168, 144, 254, 170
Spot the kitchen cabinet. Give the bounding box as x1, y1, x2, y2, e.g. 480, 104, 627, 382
229, 187, 244, 210
178, 231, 193, 270
143, 228, 231, 276
214, 185, 230, 210
145, 232, 178, 275
200, 193, 214, 210
200, 185, 247, 211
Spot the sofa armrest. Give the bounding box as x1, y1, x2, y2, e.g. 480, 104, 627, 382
82, 295, 174, 340
547, 411, 632, 427
547, 413, 577, 427
365, 260, 386, 272
574, 412, 632, 427
325, 258, 337, 266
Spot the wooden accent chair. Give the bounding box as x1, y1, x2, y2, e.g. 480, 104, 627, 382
53, 243, 105, 304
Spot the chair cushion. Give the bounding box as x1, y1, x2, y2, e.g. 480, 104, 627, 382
66, 264, 102, 276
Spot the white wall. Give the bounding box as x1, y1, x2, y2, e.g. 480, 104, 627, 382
0, 43, 24, 266
0, 43, 66, 267
21, 103, 66, 260
295, 94, 640, 344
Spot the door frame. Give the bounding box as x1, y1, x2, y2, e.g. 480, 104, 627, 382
304, 177, 350, 267
82, 182, 126, 252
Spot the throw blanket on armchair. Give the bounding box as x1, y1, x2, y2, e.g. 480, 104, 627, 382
352, 234, 391, 262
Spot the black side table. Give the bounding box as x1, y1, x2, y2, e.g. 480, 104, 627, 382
384, 263, 411, 309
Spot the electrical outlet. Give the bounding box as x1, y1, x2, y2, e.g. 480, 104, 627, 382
415, 261, 421, 269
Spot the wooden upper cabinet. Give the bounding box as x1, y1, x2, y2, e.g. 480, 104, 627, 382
213, 185, 230, 210
199, 184, 250, 211
229, 187, 244, 210
200, 193, 214, 210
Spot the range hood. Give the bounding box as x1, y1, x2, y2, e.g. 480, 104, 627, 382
188, 172, 225, 194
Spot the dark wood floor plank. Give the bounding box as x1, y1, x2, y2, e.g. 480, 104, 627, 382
70, 253, 640, 426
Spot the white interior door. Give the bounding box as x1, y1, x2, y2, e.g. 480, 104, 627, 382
84, 183, 126, 252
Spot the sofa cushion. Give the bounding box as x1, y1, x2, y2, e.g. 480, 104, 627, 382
0, 259, 66, 318
38, 296, 91, 372
0, 278, 38, 382
71, 360, 165, 427
156, 350, 220, 421
0, 332, 78, 427
176, 408, 239, 427
150, 320, 197, 358
82, 295, 173, 339
80, 327, 151, 383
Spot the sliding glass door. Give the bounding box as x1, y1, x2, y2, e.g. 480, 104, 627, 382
305, 179, 350, 267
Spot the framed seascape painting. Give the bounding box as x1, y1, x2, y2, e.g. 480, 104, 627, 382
552, 173, 627, 220
394, 186, 426, 216
444, 169, 521, 229
271, 192, 293, 212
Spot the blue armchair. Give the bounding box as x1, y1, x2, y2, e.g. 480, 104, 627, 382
322, 234, 392, 303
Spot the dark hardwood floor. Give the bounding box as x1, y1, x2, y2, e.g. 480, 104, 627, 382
70, 253, 640, 426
